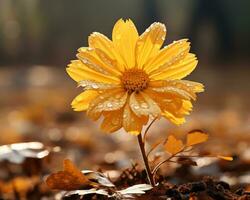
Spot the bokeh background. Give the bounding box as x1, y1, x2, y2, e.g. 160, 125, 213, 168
0, 0, 250, 179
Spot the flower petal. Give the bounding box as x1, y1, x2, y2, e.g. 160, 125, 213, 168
101, 109, 123, 133
136, 22, 166, 69
87, 89, 128, 120
77, 47, 121, 77
145, 39, 190, 74
66, 60, 119, 84
112, 19, 139, 68
149, 53, 198, 80
149, 80, 204, 100
122, 103, 148, 135
129, 92, 161, 118
78, 80, 119, 90
162, 100, 193, 119
145, 89, 193, 125
71, 90, 98, 111
88, 32, 125, 71
162, 111, 186, 125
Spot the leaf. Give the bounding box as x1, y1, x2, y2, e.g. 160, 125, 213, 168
64, 188, 109, 197
186, 130, 208, 146
82, 170, 115, 187
164, 135, 184, 154
118, 184, 153, 195
46, 159, 92, 190
217, 155, 233, 161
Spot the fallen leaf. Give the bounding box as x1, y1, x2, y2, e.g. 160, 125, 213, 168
82, 170, 115, 187
46, 159, 92, 190
64, 188, 108, 197
164, 135, 184, 154
186, 131, 208, 146
118, 184, 153, 195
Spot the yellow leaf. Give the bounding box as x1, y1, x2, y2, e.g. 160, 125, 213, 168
164, 135, 184, 154
186, 130, 208, 146
217, 155, 233, 161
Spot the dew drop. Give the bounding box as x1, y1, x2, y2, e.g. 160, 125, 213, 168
98, 104, 103, 109
133, 105, 140, 110
107, 102, 113, 108
141, 103, 148, 109
92, 84, 99, 89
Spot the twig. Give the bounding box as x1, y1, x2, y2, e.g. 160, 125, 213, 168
143, 117, 157, 143
146, 140, 162, 158
152, 147, 186, 175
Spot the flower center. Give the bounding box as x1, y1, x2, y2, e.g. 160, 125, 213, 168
121, 69, 149, 93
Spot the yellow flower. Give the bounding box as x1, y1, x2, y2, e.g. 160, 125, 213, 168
67, 19, 204, 135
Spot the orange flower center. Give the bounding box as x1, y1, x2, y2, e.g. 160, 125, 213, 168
121, 69, 149, 93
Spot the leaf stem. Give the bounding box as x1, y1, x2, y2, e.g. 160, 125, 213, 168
152, 146, 186, 176
137, 133, 155, 187
143, 117, 157, 143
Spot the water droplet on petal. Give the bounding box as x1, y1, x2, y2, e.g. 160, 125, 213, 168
107, 102, 113, 108
133, 105, 140, 110
98, 104, 103, 109
92, 84, 99, 89
141, 103, 148, 109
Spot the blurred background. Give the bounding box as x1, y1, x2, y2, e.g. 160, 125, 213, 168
0, 1, 250, 195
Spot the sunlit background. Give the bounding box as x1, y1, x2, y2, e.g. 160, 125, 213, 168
0, 0, 249, 192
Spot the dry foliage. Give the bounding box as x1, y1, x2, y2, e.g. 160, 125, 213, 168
46, 159, 92, 190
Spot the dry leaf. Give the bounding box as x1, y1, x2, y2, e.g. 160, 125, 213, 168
64, 188, 108, 197
164, 135, 184, 154
186, 130, 208, 146
82, 170, 115, 187
118, 184, 153, 195
46, 159, 92, 190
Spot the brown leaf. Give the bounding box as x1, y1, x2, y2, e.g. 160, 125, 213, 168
46, 159, 91, 190
186, 130, 208, 146
164, 135, 184, 154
